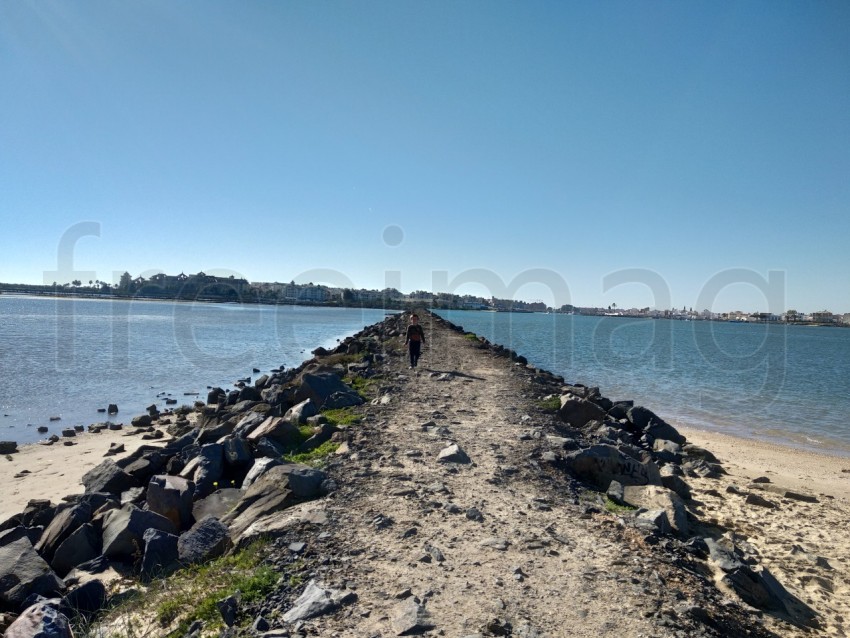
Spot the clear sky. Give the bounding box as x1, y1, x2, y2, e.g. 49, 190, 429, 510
1, 1, 848, 313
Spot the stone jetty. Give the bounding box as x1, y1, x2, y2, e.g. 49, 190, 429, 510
0, 311, 833, 637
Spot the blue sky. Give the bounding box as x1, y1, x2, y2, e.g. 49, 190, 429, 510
1, 1, 848, 312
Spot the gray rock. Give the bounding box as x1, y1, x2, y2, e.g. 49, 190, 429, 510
322, 390, 363, 409
0, 537, 65, 609
245, 416, 301, 445
178, 517, 232, 565
437, 444, 471, 464
223, 465, 325, 539
101, 504, 177, 560
285, 466, 328, 499
4, 600, 72, 638
192, 489, 243, 522
281, 581, 338, 623
51, 524, 101, 577
565, 444, 662, 489
80, 460, 138, 496
634, 509, 671, 535
233, 412, 266, 438
391, 598, 435, 635
147, 475, 196, 531
35, 503, 92, 562
62, 579, 107, 618
622, 485, 689, 536
295, 373, 358, 409
0, 441, 18, 454
192, 443, 224, 498
131, 414, 152, 428
480, 537, 510, 551
558, 396, 606, 428
283, 399, 319, 425
465, 507, 484, 522
241, 457, 283, 489
745, 492, 777, 508
141, 528, 179, 581
223, 436, 252, 466
217, 593, 240, 627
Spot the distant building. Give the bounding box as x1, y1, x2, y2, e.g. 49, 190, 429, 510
811, 310, 835, 324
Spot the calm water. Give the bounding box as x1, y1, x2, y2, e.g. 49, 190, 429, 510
437, 310, 850, 456
0, 296, 387, 445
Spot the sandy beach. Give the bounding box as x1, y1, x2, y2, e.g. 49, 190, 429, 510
0, 426, 169, 522
677, 426, 850, 636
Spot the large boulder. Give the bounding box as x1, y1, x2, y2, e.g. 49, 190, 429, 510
121, 451, 165, 483
147, 475, 195, 531
223, 436, 252, 466
241, 457, 283, 489
223, 465, 325, 539
0, 537, 65, 609
35, 504, 92, 562
81, 461, 138, 496
193, 444, 224, 498
101, 504, 177, 560
564, 444, 662, 489
4, 600, 71, 638
322, 391, 363, 410
141, 529, 179, 581
51, 524, 101, 577
558, 396, 607, 429
245, 416, 301, 446
233, 412, 266, 438
178, 517, 231, 565
283, 399, 318, 426
627, 406, 686, 444
295, 373, 357, 409
621, 484, 689, 536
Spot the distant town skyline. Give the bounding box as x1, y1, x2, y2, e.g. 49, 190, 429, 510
2, 3, 848, 314
2, 270, 847, 319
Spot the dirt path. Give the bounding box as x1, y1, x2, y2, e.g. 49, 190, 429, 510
301, 312, 778, 638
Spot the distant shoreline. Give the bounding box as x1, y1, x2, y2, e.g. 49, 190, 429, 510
2, 290, 847, 326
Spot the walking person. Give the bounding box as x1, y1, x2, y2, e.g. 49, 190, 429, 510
405, 313, 426, 369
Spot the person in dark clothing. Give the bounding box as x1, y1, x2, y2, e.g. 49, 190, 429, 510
404, 313, 426, 369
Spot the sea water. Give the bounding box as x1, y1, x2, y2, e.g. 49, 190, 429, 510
0, 295, 387, 445
436, 310, 850, 456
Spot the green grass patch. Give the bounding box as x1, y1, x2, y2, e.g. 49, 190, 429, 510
285, 439, 340, 465
343, 374, 378, 399
321, 407, 361, 426
604, 497, 637, 514
93, 541, 280, 638
464, 332, 480, 341
537, 396, 562, 411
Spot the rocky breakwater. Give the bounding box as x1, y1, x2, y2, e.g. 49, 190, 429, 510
0, 318, 392, 637
0, 310, 830, 637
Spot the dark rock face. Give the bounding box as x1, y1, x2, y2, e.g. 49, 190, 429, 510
101, 504, 177, 560
177, 517, 231, 565
283, 399, 319, 425
141, 529, 179, 581
0, 441, 17, 454
147, 475, 195, 531
0, 537, 65, 609
564, 444, 662, 489
245, 416, 301, 446
81, 461, 138, 496
558, 396, 607, 429
35, 503, 92, 562
51, 524, 101, 577
294, 373, 361, 409
62, 580, 107, 619
131, 414, 152, 428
